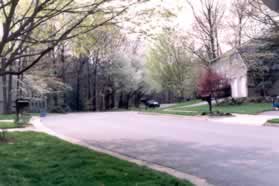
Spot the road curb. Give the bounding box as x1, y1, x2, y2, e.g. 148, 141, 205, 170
138, 111, 208, 121
31, 116, 214, 186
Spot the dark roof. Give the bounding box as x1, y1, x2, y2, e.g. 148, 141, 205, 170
237, 36, 279, 71
212, 30, 279, 73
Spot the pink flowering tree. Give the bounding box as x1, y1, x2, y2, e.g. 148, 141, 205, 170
197, 68, 231, 113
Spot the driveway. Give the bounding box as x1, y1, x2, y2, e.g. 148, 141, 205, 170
41, 112, 279, 186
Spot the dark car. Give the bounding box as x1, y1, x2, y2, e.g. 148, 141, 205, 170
145, 100, 160, 108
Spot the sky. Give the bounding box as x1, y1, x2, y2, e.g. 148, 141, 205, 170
146, 0, 233, 31
123, 0, 235, 41
121, 0, 236, 53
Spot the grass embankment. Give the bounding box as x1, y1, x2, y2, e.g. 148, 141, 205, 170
0, 114, 16, 120
0, 132, 193, 186
0, 114, 31, 129
267, 119, 279, 124
146, 100, 202, 116
184, 103, 272, 115
149, 101, 272, 116
0, 122, 20, 129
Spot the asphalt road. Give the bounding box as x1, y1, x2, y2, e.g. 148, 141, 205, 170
41, 112, 279, 186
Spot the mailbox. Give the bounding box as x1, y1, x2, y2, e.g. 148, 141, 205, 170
15, 99, 30, 113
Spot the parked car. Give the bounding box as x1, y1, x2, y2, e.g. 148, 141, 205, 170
141, 99, 160, 108
146, 100, 160, 108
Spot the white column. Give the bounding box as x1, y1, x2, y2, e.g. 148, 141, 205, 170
232, 79, 238, 98
241, 76, 248, 97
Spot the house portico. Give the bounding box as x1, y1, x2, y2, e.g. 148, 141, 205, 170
212, 49, 249, 98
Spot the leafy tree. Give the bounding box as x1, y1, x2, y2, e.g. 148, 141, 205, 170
197, 68, 230, 113
0, 0, 146, 76
146, 31, 197, 102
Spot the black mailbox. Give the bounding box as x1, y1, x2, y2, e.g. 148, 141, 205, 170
15, 99, 30, 113
14, 99, 30, 122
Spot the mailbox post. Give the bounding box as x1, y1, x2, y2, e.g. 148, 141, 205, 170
15, 99, 30, 122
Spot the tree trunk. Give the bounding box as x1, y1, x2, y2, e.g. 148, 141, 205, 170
60, 44, 67, 106
92, 64, 98, 111
7, 74, 13, 114
76, 75, 81, 111
119, 92, 124, 109
206, 96, 213, 113
126, 93, 131, 110
134, 91, 142, 108
87, 62, 91, 101
76, 57, 86, 111
52, 50, 58, 107
111, 90, 115, 109
105, 91, 111, 110
2, 75, 7, 114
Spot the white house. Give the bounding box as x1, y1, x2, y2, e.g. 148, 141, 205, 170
212, 39, 279, 98
212, 49, 248, 98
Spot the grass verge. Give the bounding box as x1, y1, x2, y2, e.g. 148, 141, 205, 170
181, 103, 272, 115
163, 100, 202, 110
0, 122, 21, 129
144, 100, 202, 116
0, 114, 16, 120
267, 119, 279, 124
148, 102, 272, 116
0, 132, 193, 186
0, 114, 32, 129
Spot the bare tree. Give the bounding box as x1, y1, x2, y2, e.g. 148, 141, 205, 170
248, 0, 279, 29
262, 0, 279, 12
229, 0, 250, 47
187, 0, 225, 63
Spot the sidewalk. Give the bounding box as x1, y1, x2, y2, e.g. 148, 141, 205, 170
209, 113, 279, 126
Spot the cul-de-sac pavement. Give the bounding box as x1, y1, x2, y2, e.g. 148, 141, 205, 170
41, 111, 279, 186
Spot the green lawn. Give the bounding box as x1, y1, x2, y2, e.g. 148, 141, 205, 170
0, 132, 193, 186
185, 103, 272, 115
267, 119, 279, 124
150, 102, 273, 116
0, 113, 39, 120
0, 122, 20, 129
0, 114, 16, 120
145, 100, 202, 116
163, 100, 202, 110
0, 114, 33, 128
149, 110, 199, 116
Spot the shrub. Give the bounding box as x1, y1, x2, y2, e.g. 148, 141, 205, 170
0, 130, 8, 143
220, 96, 273, 106
197, 68, 230, 113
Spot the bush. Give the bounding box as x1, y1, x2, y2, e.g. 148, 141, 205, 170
16, 114, 31, 126
50, 105, 71, 113
200, 111, 233, 117
220, 96, 273, 106
0, 130, 8, 143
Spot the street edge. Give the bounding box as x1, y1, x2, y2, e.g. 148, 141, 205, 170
138, 111, 208, 121
30, 116, 214, 186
